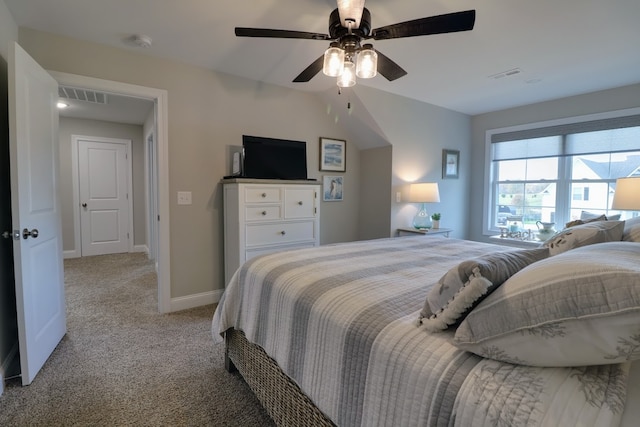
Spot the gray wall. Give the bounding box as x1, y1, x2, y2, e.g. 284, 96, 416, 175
354, 86, 472, 239
17, 27, 362, 299
469, 83, 640, 243
358, 146, 393, 240
58, 117, 146, 253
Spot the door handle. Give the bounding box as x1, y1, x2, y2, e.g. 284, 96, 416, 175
82, 203, 87, 208
22, 228, 39, 239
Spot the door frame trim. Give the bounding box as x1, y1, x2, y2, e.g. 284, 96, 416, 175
71, 135, 133, 257
50, 71, 171, 313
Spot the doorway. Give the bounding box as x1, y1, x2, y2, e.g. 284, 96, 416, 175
50, 71, 171, 313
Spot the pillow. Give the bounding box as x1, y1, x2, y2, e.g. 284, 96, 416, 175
542, 220, 624, 255
580, 210, 607, 221
453, 241, 640, 367
417, 248, 549, 332
623, 216, 640, 242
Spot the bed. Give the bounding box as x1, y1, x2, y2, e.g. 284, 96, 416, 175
212, 219, 640, 426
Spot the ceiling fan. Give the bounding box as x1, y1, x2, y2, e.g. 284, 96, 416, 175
235, 0, 476, 86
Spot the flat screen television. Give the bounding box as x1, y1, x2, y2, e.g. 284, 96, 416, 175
242, 135, 308, 180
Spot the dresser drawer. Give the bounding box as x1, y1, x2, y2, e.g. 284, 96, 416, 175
245, 187, 281, 203
245, 242, 317, 262
245, 206, 281, 221
246, 221, 316, 246
284, 187, 316, 219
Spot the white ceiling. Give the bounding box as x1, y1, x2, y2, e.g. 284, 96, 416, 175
5, 0, 640, 117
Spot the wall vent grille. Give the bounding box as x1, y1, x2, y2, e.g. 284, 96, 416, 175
58, 86, 108, 104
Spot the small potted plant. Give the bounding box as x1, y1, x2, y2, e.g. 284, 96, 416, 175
431, 213, 441, 229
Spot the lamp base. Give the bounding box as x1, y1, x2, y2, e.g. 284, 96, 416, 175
412, 204, 432, 229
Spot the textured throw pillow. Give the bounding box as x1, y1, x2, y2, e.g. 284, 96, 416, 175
453, 241, 640, 367
543, 220, 624, 255
623, 217, 640, 242
418, 248, 549, 332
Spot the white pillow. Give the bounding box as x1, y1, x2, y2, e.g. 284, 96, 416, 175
453, 241, 640, 367
543, 220, 624, 255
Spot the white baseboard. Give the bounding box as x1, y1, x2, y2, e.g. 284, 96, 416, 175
63, 249, 80, 259
64, 246, 147, 259
169, 289, 224, 312
0, 343, 20, 396
133, 244, 148, 254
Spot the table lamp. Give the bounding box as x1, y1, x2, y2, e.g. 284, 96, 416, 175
407, 182, 440, 229
612, 177, 640, 211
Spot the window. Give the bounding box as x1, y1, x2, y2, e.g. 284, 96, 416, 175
485, 110, 640, 234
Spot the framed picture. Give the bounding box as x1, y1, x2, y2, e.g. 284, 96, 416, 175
323, 175, 344, 201
319, 137, 346, 172
442, 149, 460, 179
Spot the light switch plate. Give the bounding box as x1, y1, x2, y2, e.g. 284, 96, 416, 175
177, 191, 192, 205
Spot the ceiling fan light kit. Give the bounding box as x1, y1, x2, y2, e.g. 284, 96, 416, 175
323, 44, 345, 77
235, 1, 475, 86
337, 60, 356, 87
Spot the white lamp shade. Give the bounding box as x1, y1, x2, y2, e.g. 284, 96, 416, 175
356, 47, 377, 79
612, 177, 640, 210
407, 182, 440, 203
323, 46, 345, 77
337, 60, 356, 87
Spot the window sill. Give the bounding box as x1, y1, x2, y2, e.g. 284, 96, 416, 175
489, 235, 542, 248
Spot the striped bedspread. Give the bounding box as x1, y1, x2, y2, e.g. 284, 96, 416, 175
212, 237, 629, 427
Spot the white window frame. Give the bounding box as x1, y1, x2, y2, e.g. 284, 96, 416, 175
483, 107, 640, 236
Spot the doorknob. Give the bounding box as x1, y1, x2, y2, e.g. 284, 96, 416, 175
22, 228, 39, 239
82, 203, 87, 208
2, 230, 19, 240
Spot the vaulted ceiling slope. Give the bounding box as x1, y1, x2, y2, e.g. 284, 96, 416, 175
5, 0, 640, 116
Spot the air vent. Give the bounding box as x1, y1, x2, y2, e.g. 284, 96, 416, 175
58, 86, 108, 104
488, 68, 522, 80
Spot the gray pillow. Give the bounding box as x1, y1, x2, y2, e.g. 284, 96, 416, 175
623, 217, 640, 242
542, 220, 624, 255
454, 241, 640, 367
418, 248, 549, 332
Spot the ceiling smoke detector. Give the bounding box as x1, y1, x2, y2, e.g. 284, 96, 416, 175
127, 34, 152, 48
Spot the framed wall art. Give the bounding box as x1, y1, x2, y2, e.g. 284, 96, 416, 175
319, 137, 346, 172
442, 149, 460, 179
323, 175, 344, 201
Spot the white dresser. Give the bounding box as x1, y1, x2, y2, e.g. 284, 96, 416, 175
222, 179, 321, 285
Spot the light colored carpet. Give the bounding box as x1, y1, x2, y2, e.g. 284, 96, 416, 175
0, 252, 275, 426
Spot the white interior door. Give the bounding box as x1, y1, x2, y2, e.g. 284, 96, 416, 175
8, 42, 66, 385
78, 138, 130, 256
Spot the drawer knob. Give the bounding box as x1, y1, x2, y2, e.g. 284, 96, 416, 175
298, 201, 303, 205
280, 231, 286, 235
261, 211, 267, 216
261, 193, 267, 198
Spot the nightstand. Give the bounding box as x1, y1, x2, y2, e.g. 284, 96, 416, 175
397, 227, 452, 237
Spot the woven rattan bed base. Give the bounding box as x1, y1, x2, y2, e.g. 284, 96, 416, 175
225, 329, 335, 427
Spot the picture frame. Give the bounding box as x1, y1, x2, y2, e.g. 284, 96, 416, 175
319, 137, 346, 172
323, 175, 344, 201
442, 149, 460, 179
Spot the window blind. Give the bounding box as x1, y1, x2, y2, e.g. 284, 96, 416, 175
492, 114, 640, 161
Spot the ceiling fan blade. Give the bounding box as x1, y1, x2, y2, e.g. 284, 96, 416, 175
371, 10, 476, 40
293, 55, 325, 82
375, 50, 408, 81
235, 28, 331, 40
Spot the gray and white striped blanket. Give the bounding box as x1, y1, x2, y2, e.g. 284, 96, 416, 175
212, 237, 630, 427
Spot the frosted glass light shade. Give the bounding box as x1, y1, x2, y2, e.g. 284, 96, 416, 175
337, 0, 365, 28
323, 46, 345, 77
612, 177, 640, 210
337, 60, 356, 87
356, 46, 377, 78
